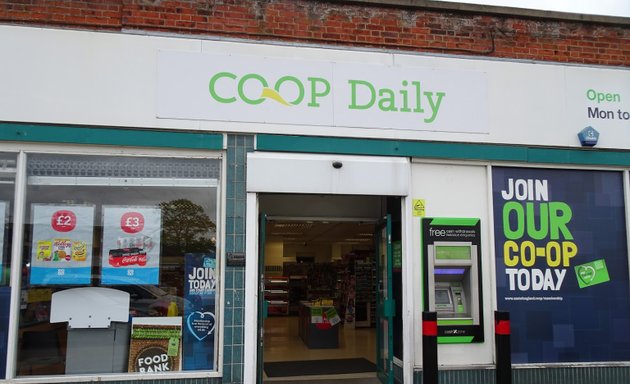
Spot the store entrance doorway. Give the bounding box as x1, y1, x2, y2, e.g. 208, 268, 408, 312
258, 194, 398, 383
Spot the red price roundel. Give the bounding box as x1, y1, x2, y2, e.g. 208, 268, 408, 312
51, 210, 77, 232
121, 212, 145, 234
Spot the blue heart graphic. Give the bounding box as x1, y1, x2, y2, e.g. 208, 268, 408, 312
186, 311, 216, 341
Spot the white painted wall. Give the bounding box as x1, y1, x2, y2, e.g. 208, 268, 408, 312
411, 161, 494, 367
247, 153, 410, 196
2, 25, 629, 150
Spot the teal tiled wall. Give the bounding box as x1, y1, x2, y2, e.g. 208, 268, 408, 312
222, 135, 254, 384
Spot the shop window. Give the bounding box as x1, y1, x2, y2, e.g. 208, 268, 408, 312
17, 154, 221, 376
0, 153, 16, 379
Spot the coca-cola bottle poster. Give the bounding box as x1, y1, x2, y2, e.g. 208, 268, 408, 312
30, 204, 95, 285
101, 206, 162, 285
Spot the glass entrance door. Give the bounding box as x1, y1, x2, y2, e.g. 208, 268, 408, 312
376, 214, 394, 384
256, 213, 267, 384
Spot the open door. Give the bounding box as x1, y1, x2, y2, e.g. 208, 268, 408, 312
256, 213, 268, 384
376, 214, 394, 384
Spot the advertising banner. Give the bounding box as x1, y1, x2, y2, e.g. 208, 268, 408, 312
493, 167, 630, 363
30, 204, 95, 285
183, 252, 217, 370
101, 206, 162, 285
128, 317, 182, 373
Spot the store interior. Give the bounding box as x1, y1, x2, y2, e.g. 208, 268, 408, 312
260, 194, 386, 382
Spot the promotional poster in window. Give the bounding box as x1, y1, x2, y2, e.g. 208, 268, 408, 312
493, 167, 630, 363
30, 204, 95, 285
183, 252, 217, 370
101, 206, 162, 285
128, 317, 182, 373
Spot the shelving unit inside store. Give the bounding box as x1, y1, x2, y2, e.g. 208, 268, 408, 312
264, 276, 290, 316
355, 258, 376, 327
288, 275, 308, 315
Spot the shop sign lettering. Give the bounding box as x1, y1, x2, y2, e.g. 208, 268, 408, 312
585, 88, 629, 121
208, 71, 447, 123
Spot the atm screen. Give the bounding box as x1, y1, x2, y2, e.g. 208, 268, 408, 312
435, 288, 452, 305
435, 245, 471, 260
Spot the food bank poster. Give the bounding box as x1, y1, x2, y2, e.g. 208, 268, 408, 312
128, 317, 182, 373
493, 168, 630, 363
183, 252, 217, 370
30, 204, 95, 285
101, 206, 162, 285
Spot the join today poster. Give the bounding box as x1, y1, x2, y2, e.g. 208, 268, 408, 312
30, 204, 95, 285
101, 206, 162, 285
493, 167, 630, 363
182, 252, 217, 370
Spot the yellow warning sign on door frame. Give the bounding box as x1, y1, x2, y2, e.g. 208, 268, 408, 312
412, 199, 425, 217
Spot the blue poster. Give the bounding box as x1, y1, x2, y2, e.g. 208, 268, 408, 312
100, 206, 161, 285
30, 204, 95, 285
183, 252, 217, 370
0, 287, 10, 378
493, 168, 630, 363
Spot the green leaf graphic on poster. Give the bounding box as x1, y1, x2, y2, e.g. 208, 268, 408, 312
575, 259, 610, 288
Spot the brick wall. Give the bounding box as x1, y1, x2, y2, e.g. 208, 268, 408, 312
1, 0, 628, 66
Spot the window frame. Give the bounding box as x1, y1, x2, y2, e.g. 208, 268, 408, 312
3, 143, 226, 382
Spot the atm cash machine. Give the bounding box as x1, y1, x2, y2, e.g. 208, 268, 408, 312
422, 218, 484, 343
429, 243, 477, 320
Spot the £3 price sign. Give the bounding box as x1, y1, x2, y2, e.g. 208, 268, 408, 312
121, 212, 145, 233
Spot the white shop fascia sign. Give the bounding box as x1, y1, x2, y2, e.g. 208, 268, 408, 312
157, 52, 488, 134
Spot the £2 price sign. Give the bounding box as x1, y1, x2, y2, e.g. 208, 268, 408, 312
121, 212, 145, 233
51, 210, 77, 232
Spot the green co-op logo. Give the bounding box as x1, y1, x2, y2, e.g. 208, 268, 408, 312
209, 72, 330, 107
208, 71, 447, 123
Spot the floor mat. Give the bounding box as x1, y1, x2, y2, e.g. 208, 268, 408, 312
264, 358, 377, 377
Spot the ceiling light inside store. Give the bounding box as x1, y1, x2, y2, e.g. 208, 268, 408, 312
271, 232, 304, 236
273, 223, 313, 229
